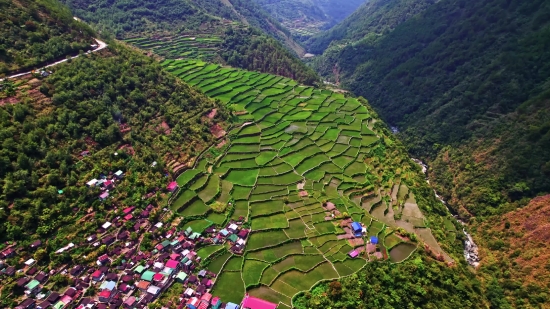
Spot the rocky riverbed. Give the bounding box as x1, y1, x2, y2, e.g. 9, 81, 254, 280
412, 158, 480, 267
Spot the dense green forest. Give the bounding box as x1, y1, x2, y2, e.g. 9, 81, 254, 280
430, 89, 550, 217
294, 251, 488, 309
312, 0, 550, 213
0, 0, 95, 74
62, 0, 291, 43
221, 27, 319, 85
0, 44, 228, 252
253, 0, 365, 39
304, 0, 550, 306
304, 0, 435, 54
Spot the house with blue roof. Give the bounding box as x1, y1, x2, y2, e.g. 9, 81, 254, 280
351, 222, 363, 237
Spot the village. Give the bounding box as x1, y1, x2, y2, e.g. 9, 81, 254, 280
0, 168, 278, 309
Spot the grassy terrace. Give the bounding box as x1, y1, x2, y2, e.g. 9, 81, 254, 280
162, 59, 450, 307
125, 34, 222, 61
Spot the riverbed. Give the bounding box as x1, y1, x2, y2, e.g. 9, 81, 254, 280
412, 158, 480, 267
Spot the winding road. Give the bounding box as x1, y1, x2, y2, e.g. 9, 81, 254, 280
1, 38, 107, 81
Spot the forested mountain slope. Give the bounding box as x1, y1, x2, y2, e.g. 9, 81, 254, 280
253, 0, 365, 39
61, 0, 317, 84
0, 0, 95, 75
62, 0, 283, 40
304, 0, 435, 54
0, 44, 228, 258
221, 27, 318, 85
307, 0, 550, 306
315, 0, 550, 211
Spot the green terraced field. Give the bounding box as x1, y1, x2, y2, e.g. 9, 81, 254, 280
162, 59, 451, 308
128, 34, 222, 61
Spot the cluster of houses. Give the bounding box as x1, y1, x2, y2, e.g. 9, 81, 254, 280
85, 170, 125, 201
2, 203, 273, 309
0, 168, 280, 309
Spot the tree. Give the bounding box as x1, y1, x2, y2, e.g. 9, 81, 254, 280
328, 281, 342, 299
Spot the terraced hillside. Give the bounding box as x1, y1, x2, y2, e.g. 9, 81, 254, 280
126, 33, 224, 61
161, 59, 455, 307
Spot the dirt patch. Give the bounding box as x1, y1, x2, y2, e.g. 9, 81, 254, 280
206, 108, 218, 119
348, 238, 364, 247
210, 124, 226, 139
216, 139, 227, 148
118, 144, 135, 156
160, 121, 171, 135
0, 96, 19, 105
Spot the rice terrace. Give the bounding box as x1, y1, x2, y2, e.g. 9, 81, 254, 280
161, 59, 454, 308
126, 33, 223, 61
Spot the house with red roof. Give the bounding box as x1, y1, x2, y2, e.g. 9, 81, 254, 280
122, 207, 134, 215
166, 181, 178, 192
97, 254, 110, 265
165, 259, 179, 270
91, 269, 104, 282
241, 295, 277, 309
152, 273, 164, 283
98, 290, 114, 303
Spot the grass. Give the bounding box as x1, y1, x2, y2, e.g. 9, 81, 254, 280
256, 151, 278, 165
256, 172, 303, 185
171, 189, 197, 211
274, 262, 338, 295
248, 286, 291, 307
217, 180, 233, 204
180, 199, 209, 216
176, 169, 202, 187
231, 200, 249, 220
285, 219, 308, 239
206, 212, 226, 225
225, 169, 259, 186
190, 174, 208, 191
184, 219, 212, 234
232, 185, 252, 200
247, 230, 289, 251
211, 271, 245, 304
197, 245, 223, 259
250, 200, 285, 217
260, 267, 280, 285
251, 213, 289, 230
295, 154, 331, 175
384, 233, 403, 249
207, 252, 231, 273
224, 256, 243, 271
242, 259, 269, 286
198, 175, 220, 203
281, 145, 322, 167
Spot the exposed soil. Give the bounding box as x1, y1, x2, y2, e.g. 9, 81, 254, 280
206, 108, 217, 119
210, 123, 226, 139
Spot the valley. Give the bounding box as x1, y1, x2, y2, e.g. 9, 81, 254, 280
2, 0, 550, 308
159, 59, 457, 306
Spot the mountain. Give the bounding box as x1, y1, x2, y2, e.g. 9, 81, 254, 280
160, 57, 485, 307
304, 0, 436, 54
61, 0, 318, 84
311, 0, 550, 212
0, 0, 95, 75
306, 0, 550, 306
475, 194, 550, 300
221, 27, 318, 85
0, 44, 228, 247
253, 0, 365, 39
